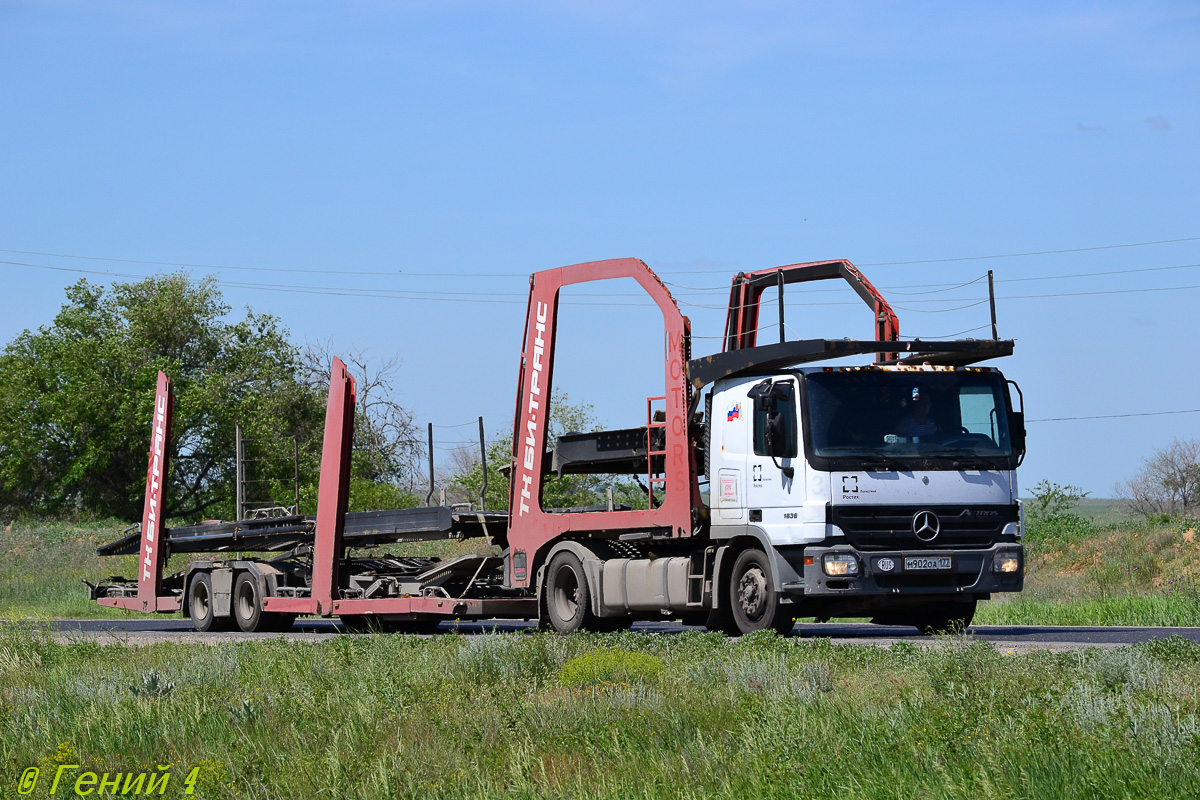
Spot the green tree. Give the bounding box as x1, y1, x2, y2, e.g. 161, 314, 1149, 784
0, 274, 323, 520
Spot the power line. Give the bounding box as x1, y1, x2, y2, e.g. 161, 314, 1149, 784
3, 233, 1197, 281
0, 248, 526, 278
6, 257, 1200, 310
1028, 409, 1200, 423
664, 261, 1200, 294
860, 236, 1200, 267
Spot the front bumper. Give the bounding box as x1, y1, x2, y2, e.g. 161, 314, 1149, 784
794, 543, 1024, 597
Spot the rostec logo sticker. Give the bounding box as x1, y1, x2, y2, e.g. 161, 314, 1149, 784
752, 464, 763, 485
842, 475, 858, 494
517, 301, 549, 517
142, 391, 168, 581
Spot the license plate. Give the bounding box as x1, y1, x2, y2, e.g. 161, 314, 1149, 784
904, 556, 952, 571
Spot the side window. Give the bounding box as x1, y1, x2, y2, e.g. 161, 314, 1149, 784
753, 381, 798, 457
959, 386, 997, 440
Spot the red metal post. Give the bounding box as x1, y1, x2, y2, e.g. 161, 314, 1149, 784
505, 258, 696, 589
264, 357, 356, 617
308, 357, 356, 615
136, 371, 174, 612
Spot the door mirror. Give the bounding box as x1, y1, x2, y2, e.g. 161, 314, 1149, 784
750, 379, 797, 478
764, 410, 789, 458
1010, 410, 1026, 460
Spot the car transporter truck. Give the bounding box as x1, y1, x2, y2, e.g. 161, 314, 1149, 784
89, 257, 1026, 635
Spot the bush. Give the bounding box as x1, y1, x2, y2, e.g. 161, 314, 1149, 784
1025, 480, 1094, 543
558, 648, 664, 688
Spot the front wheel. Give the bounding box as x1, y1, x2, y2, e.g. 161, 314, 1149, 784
729, 548, 795, 636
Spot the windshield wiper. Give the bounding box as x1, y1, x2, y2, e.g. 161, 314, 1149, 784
925, 447, 1002, 467
821, 447, 910, 471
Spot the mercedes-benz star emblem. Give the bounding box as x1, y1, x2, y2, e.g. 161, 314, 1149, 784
912, 510, 940, 542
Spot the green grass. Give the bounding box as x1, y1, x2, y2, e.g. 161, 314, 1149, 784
978, 515, 1200, 627
1, 627, 1199, 799
0, 521, 146, 620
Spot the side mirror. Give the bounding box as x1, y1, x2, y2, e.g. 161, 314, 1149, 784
765, 410, 788, 458
764, 410, 795, 479
1010, 411, 1026, 459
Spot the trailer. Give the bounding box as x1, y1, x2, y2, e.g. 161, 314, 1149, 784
90, 257, 1026, 634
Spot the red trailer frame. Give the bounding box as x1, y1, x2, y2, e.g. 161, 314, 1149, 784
503, 258, 703, 590
723, 259, 900, 361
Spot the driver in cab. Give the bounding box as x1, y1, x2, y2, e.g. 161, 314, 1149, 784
895, 388, 938, 438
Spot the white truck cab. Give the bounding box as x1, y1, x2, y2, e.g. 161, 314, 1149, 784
707, 363, 1025, 630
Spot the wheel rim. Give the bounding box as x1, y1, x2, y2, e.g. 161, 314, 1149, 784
191, 582, 210, 621
551, 563, 579, 620
737, 566, 769, 621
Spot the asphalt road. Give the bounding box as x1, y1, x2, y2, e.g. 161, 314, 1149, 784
35, 618, 1200, 650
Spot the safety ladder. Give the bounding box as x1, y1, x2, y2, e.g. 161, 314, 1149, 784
645, 396, 667, 506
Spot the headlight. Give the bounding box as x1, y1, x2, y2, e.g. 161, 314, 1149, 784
993, 551, 1021, 573
823, 553, 859, 577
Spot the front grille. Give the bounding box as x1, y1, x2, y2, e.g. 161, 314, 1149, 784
829, 504, 1016, 551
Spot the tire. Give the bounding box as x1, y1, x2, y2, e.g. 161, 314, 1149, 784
729, 548, 795, 635
232, 571, 292, 633
231, 572, 271, 633
188, 572, 221, 632
912, 599, 977, 635
543, 551, 593, 634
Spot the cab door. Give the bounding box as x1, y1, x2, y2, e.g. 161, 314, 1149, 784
746, 377, 801, 509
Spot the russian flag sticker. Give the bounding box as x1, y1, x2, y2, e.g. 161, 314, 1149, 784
727, 404, 740, 421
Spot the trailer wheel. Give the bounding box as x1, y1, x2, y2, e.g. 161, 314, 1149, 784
543, 551, 593, 634
233, 572, 289, 633
729, 548, 795, 636
188, 572, 220, 632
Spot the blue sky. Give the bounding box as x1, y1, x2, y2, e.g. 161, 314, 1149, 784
1, 1, 1197, 496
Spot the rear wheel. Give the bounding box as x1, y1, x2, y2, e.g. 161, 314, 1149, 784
729, 548, 795, 635
188, 572, 220, 632
543, 551, 593, 634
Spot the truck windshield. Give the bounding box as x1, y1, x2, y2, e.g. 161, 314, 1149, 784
803, 369, 1017, 470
